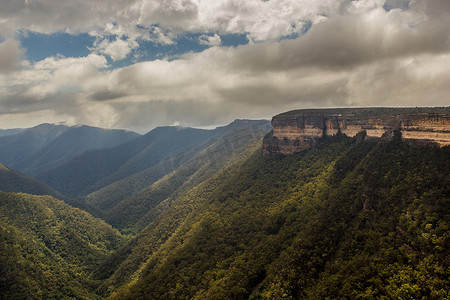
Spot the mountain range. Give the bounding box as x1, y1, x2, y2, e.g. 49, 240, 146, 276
0, 123, 140, 176
0, 128, 25, 138
35, 120, 270, 207
0, 110, 448, 299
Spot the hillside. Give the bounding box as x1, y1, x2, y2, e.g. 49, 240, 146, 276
0, 192, 125, 299
0, 123, 140, 176
0, 123, 68, 167
0, 163, 66, 200
96, 134, 449, 299
36, 120, 271, 199
0, 128, 24, 137
0, 116, 447, 299
89, 124, 268, 232
11, 125, 140, 175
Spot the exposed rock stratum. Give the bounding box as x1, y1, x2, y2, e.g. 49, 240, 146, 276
263, 107, 450, 155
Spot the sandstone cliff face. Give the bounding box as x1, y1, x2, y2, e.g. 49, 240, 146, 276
263, 108, 450, 155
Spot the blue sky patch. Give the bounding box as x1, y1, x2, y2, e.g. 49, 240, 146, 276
19, 31, 96, 62
107, 32, 250, 69
383, 0, 410, 12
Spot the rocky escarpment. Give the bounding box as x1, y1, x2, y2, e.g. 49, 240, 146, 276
263, 107, 450, 155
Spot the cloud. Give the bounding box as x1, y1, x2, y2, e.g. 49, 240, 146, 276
95, 38, 139, 61
345, 53, 450, 106
1, 0, 343, 42
1, 0, 450, 132
410, 0, 450, 18
0, 39, 24, 73
138, 0, 199, 28
227, 6, 450, 72
0, 0, 139, 35
2, 0, 446, 46
198, 34, 222, 47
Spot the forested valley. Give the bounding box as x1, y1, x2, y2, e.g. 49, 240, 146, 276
0, 121, 448, 299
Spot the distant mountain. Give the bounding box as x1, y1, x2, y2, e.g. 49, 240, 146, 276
0, 123, 68, 167
0, 123, 140, 175
0, 128, 25, 137
11, 125, 140, 175
36, 120, 271, 199
0, 191, 124, 299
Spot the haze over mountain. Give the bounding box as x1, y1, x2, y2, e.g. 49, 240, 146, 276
0, 128, 25, 138
36, 120, 271, 200
0, 123, 68, 168
0, 123, 140, 175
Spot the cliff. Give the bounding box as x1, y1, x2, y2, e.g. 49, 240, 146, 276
263, 107, 450, 155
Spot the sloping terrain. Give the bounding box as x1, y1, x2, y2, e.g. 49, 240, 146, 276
0, 128, 25, 138
35, 127, 216, 198
0, 163, 66, 200
0, 123, 68, 167
96, 135, 449, 299
87, 124, 269, 232
11, 125, 140, 175
0, 192, 124, 299
0, 123, 140, 176
0, 119, 447, 300
36, 120, 271, 200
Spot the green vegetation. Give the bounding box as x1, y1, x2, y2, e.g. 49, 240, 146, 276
0, 192, 125, 299
261, 137, 449, 299
102, 135, 449, 299
91, 129, 268, 293
92, 127, 268, 232
0, 123, 448, 299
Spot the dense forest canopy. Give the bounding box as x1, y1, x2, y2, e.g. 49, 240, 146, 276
106, 135, 449, 299
0, 192, 124, 299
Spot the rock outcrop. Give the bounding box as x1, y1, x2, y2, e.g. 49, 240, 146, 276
263, 107, 450, 155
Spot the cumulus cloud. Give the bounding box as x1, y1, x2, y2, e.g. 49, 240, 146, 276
1, 0, 447, 44
95, 38, 139, 61
198, 34, 222, 47
0, 0, 138, 34
138, 0, 199, 28
1, 0, 342, 42
0, 53, 109, 126
0, 0, 450, 131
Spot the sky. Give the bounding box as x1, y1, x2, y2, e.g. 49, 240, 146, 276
0, 0, 449, 133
